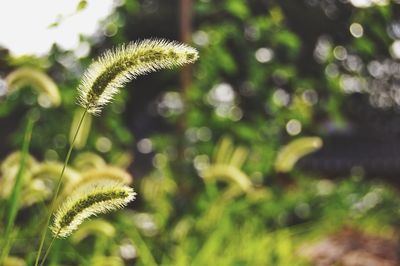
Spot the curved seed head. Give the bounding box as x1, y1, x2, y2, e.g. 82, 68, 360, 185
61, 166, 133, 199
274, 137, 323, 173
78, 39, 199, 114
6, 67, 61, 107
51, 180, 136, 238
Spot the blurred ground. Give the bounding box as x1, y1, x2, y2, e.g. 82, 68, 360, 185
301, 228, 399, 266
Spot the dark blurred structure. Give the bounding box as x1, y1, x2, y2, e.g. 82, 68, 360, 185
119, 1, 400, 179
299, 93, 400, 177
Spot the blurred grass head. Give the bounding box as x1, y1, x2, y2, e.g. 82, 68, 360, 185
5, 67, 61, 108
274, 137, 322, 173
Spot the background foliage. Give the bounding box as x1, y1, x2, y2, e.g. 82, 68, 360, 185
1, 0, 400, 265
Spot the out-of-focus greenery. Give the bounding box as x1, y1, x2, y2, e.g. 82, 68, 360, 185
1, 0, 400, 265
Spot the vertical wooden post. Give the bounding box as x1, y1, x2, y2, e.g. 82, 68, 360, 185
180, 0, 193, 107
178, 0, 193, 159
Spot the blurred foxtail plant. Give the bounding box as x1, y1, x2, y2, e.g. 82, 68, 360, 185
0, 66, 61, 264
201, 136, 254, 198
35, 39, 198, 266
0, 148, 136, 263
274, 137, 322, 173
5, 67, 61, 108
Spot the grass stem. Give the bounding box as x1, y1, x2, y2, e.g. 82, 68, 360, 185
0, 117, 34, 264
34, 109, 87, 266
39, 233, 58, 266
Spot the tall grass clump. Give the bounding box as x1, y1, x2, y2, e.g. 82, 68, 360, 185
34, 39, 198, 266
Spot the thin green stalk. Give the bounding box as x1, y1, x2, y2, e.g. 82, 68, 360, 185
93, 235, 107, 257
49, 238, 61, 266
0, 201, 4, 225
121, 217, 157, 266
35, 109, 88, 266
130, 227, 157, 266
0, 117, 34, 264
39, 232, 58, 266
89, 235, 107, 265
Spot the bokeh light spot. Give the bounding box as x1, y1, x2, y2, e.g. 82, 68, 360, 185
286, 119, 302, 136
350, 23, 364, 38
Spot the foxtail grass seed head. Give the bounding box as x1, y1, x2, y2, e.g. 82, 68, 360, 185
6, 67, 61, 107
1, 151, 38, 173
71, 219, 116, 243
61, 166, 132, 200
78, 39, 199, 114
274, 137, 323, 173
73, 152, 107, 171
51, 180, 136, 238
70, 108, 92, 149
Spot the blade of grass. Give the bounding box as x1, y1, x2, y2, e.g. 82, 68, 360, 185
35, 108, 87, 266
38, 233, 57, 266
121, 215, 157, 266
49, 239, 61, 266
0, 117, 34, 264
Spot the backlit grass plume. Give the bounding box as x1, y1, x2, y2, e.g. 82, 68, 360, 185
69, 108, 92, 149
78, 39, 199, 114
274, 137, 322, 173
73, 152, 107, 170
36, 39, 197, 266
202, 136, 252, 193
51, 180, 135, 238
6, 67, 61, 107
60, 166, 132, 203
